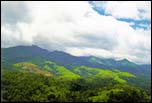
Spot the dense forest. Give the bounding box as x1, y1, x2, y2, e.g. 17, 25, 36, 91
1, 68, 151, 102
1, 70, 150, 102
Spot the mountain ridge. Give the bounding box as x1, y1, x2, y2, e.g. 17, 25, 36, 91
1, 45, 151, 77
1, 45, 151, 102
2, 45, 150, 65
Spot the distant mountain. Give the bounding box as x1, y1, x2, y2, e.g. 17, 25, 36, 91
1, 45, 151, 94
140, 64, 151, 69
1, 45, 151, 77
82, 56, 151, 76
1, 45, 50, 63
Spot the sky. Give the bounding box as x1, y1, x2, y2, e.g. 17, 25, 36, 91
1, 1, 151, 64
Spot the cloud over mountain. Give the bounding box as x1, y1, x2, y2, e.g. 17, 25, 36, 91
1, 1, 151, 64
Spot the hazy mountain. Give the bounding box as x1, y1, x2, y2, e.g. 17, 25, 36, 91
1, 45, 151, 77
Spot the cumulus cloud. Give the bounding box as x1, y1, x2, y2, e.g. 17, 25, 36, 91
1, 1, 151, 64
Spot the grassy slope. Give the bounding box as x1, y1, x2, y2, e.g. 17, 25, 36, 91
73, 66, 135, 83
13, 62, 53, 76
43, 61, 80, 80
11, 60, 136, 83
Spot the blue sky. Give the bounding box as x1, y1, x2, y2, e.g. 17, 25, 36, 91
1, 1, 151, 64
89, 1, 151, 30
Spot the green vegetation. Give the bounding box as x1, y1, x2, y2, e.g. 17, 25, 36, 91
1, 69, 151, 102
1, 45, 151, 102
90, 84, 150, 102
89, 57, 103, 64
1, 61, 151, 102
43, 61, 80, 80
13, 62, 53, 76
73, 66, 135, 83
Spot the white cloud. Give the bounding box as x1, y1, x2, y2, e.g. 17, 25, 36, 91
1, 1, 151, 64
65, 47, 114, 58
92, 1, 151, 20
1, 1, 31, 24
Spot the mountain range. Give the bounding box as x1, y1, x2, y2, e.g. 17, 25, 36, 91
1, 45, 151, 77
1, 45, 151, 102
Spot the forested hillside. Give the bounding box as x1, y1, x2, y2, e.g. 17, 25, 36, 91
1, 46, 151, 102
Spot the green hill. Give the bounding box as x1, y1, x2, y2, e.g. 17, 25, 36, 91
1, 45, 151, 102
73, 66, 135, 83
13, 62, 53, 76
43, 61, 80, 80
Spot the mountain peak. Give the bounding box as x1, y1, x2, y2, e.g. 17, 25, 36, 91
51, 50, 76, 57
122, 58, 129, 61
118, 58, 130, 62
4, 45, 41, 49
31, 45, 40, 48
